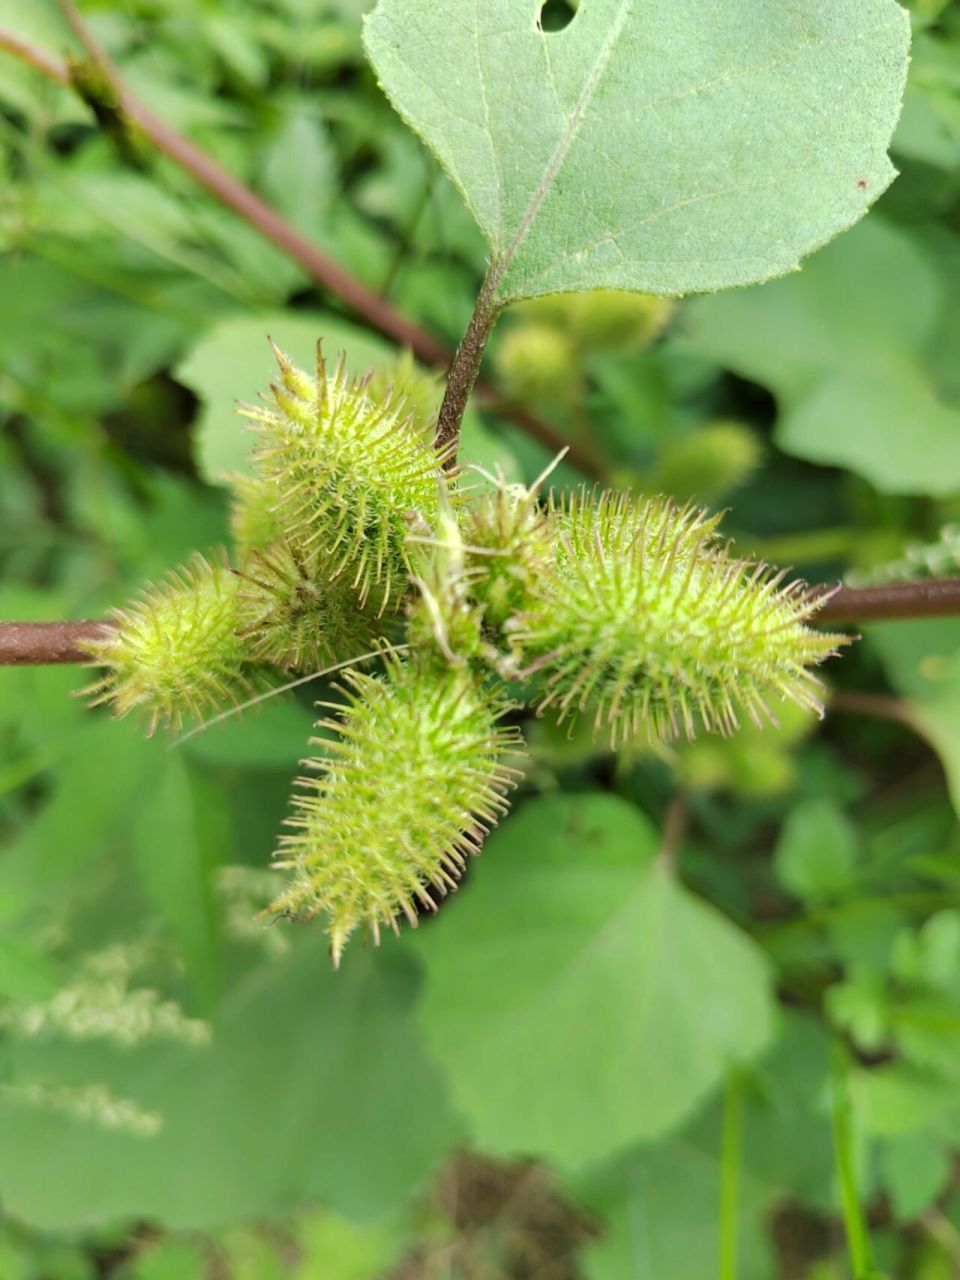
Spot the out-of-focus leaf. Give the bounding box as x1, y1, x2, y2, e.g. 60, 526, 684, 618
774, 798, 860, 903
414, 793, 775, 1170
576, 1112, 774, 1280
682, 219, 960, 495
259, 105, 336, 239
0, 943, 459, 1230
869, 619, 960, 817
879, 1131, 950, 1220
132, 757, 225, 1006
0, 937, 60, 1003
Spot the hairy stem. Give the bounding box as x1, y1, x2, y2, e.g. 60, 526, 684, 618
436, 272, 501, 464
0, 621, 112, 665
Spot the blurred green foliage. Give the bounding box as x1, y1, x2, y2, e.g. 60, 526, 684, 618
1, 1, 960, 1277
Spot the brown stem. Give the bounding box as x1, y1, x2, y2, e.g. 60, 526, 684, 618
7, 575, 960, 665
54, 0, 447, 365
828, 690, 928, 740
436, 273, 500, 463
0, 27, 70, 83
0, 621, 112, 665
812, 578, 960, 624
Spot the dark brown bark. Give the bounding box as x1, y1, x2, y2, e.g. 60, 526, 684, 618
0, 621, 113, 665
812, 578, 960, 624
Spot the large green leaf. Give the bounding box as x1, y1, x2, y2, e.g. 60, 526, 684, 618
413, 794, 775, 1170
364, 0, 909, 303
681, 218, 960, 495
576, 1123, 774, 1280
0, 944, 459, 1230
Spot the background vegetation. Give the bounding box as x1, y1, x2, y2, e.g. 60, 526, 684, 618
1, 0, 959, 1276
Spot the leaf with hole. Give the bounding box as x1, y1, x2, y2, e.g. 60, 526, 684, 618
364, 0, 910, 303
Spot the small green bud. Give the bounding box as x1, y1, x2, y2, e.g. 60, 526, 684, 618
81, 554, 255, 735
405, 497, 485, 666
516, 289, 675, 352
513, 490, 848, 744
242, 341, 452, 608
271, 657, 522, 964
494, 323, 579, 406
650, 421, 763, 504
233, 542, 387, 672
461, 480, 557, 634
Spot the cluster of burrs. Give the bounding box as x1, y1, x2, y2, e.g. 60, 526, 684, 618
83, 341, 847, 964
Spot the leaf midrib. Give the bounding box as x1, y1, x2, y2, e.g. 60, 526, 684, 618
487, 0, 633, 298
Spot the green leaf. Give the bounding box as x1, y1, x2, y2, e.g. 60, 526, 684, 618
575, 1103, 777, 1280
364, 0, 909, 303
414, 793, 775, 1170
682, 219, 960, 495
0, 944, 459, 1230
879, 1131, 950, 1220
0, 936, 61, 1003
259, 105, 336, 238
774, 798, 860, 903
868, 619, 960, 817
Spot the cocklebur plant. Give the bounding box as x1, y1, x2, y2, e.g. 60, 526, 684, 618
242, 340, 451, 611
82, 342, 846, 961
82, 553, 257, 736
510, 490, 846, 745
79, 0, 911, 964
273, 654, 522, 965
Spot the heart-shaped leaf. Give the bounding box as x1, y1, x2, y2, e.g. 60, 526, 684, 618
364, 0, 910, 303
412, 793, 775, 1170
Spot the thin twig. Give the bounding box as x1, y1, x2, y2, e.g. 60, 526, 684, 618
813, 578, 960, 624
829, 690, 928, 740
656, 793, 688, 871
0, 27, 70, 83
0, 621, 111, 665
8, 575, 960, 666
920, 1208, 960, 1266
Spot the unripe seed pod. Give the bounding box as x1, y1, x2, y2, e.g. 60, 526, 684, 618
81, 554, 255, 735
270, 657, 522, 965
233, 542, 388, 673
242, 341, 452, 609
366, 350, 442, 439
512, 490, 848, 745
651, 421, 763, 504
516, 289, 675, 352
461, 482, 557, 633
494, 323, 579, 407
227, 472, 285, 561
